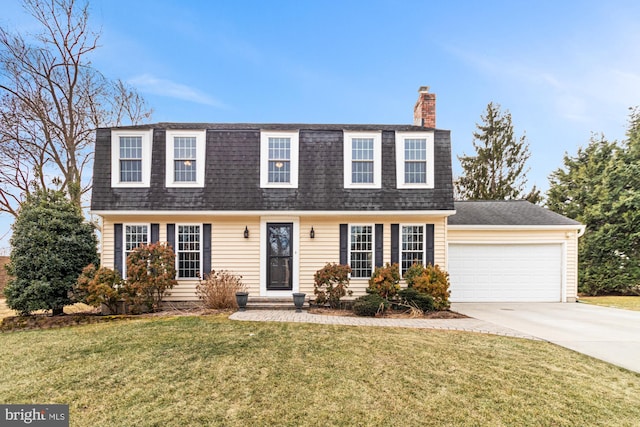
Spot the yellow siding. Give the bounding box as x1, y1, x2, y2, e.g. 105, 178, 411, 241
210, 218, 261, 295
299, 215, 447, 296
101, 218, 115, 269
99, 214, 449, 300
448, 228, 580, 302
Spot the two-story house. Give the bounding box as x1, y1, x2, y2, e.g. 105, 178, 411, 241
91, 87, 583, 303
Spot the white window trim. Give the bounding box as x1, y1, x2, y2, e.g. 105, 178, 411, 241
123, 223, 151, 279
174, 223, 203, 280
395, 131, 435, 189
165, 130, 206, 188
343, 131, 382, 189
111, 130, 153, 188
348, 223, 375, 279
260, 131, 299, 188
399, 224, 426, 276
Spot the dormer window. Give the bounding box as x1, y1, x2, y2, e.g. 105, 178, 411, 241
260, 131, 299, 188
166, 130, 206, 188
111, 130, 152, 188
395, 131, 435, 188
343, 131, 382, 189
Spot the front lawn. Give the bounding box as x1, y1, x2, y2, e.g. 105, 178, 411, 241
580, 295, 640, 311
1, 316, 639, 426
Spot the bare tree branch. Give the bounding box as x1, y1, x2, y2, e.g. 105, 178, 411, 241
0, 0, 152, 216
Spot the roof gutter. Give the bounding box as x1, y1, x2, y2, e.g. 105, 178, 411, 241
448, 224, 585, 232
91, 209, 458, 217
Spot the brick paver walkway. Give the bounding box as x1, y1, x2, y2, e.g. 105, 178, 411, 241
229, 310, 540, 340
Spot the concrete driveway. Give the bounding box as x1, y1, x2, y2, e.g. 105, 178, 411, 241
451, 302, 640, 374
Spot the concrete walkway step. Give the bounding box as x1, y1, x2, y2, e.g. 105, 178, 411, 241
245, 297, 309, 311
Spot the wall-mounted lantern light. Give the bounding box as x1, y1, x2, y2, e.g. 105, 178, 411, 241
244, 226, 249, 239
310, 226, 315, 239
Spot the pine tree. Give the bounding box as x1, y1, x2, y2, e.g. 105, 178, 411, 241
4, 190, 98, 315
547, 108, 640, 295
455, 102, 540, 202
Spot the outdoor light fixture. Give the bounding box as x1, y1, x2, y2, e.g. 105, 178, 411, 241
310, 227, 315, 239
244, 226, 249, 239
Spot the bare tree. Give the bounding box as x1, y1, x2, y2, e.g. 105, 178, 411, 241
0, 0, 152, 216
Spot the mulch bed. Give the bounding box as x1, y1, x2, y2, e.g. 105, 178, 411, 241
0, 307, 233, 333
0, 313, 136, 332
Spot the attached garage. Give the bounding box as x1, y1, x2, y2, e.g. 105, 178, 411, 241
448, 243, 563, 302
447, 201, 584, 303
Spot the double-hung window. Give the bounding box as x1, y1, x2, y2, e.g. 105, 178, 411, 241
124, 224, 149, 277
401, 225, 425, 275
404, 139, 427, 183
349, 225, 374, 278
260, 131, 299, 188
268, 137, 291, 183
344, 131, 381, 188
177, 225, 201, 278
166, 130, 206, 187
395, 131, 434, 188
351, 138, 374, 183
119, 137, 142, 182
111, 130, 152, 187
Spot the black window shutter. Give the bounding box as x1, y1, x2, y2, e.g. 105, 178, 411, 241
375, 224, 383, 267
114, 224, 123, 274
339, 224, 348, 265
151, 223, 160, 243
426, 224, 435, 266
203, 223, 212, 277
167, 224, 176, 252
391, 224, 399, 265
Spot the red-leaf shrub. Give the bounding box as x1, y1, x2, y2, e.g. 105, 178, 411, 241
124, 243, 177, 312
75, 264, 123, 314
313, 263, 352, 308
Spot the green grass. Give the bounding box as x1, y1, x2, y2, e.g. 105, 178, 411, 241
1, 316, 639, 426
580, 296, 640, 311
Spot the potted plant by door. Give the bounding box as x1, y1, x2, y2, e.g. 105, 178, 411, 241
235, 291, 249, 311
292, 292, 306, 313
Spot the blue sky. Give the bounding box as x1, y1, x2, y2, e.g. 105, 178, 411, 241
1, 0, 640, 252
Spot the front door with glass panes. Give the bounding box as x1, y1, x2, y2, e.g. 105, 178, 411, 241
266, 223, 293, 290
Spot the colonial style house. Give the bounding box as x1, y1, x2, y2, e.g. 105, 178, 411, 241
91, 87, 583, 303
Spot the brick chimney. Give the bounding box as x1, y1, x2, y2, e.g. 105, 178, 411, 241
413, 86, 436, 128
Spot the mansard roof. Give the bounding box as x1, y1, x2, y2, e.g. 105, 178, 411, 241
91, 123, 455, 212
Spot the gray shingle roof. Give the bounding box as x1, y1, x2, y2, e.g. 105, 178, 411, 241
449, 200, 582, 226
112, 122, 434, 132
91, 124, 455, 212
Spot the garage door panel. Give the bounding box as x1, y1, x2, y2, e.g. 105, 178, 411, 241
448, 244, 562, 302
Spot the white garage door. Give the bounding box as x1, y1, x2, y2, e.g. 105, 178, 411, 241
448, 243, 563, 302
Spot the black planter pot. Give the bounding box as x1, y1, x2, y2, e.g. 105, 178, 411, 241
292, 292, 306, 313
235, 292, 249, 311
